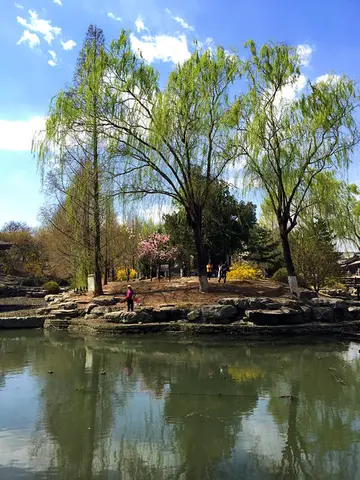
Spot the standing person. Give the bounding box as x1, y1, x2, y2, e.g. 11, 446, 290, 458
125, 285, 135, 312
206, 261, 213, 280
218, 263, 223, 283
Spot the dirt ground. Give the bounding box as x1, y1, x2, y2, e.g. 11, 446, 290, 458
0, 277, 290, 316
76, 277, 290, 309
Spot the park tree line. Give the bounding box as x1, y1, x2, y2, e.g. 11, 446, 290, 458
24, 24, 360, 295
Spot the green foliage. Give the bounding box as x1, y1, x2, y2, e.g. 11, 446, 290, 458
245, 225, 283, 275
164, 181, 256, 266
237, 41, 359, 289
42, 281, 61, 294
103, 33, 243, 290
21, 276, 48, 287
291, 220, 342, 292
272, 267, 289, 284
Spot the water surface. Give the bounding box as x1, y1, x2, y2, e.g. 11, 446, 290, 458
0, 330, 359, 479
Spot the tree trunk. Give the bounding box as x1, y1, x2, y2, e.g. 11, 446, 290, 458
191, 217, 208, 293
93, 119, 103, 296
279, 225, 299, 295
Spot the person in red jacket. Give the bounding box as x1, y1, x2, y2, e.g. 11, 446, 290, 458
125, 285, 135, 312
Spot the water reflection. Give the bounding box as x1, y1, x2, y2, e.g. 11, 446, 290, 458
0, 332, 359, 479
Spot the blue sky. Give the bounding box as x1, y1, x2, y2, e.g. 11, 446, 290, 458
1, 0, 360, 227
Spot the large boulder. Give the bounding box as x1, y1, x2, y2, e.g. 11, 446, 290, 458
311, 307, 333, 323
91, 306, 113, 317
201, 305, 238, 324
218, 297, 281, 313
85, 303, 98, 314
121, 312, 138, 324
245, 307, 304, 326
310, 298, 349, 322
187, 309, 202, 323
104, 309, 152, 324
92, 296, 118, 307
348, 306, 360, 320
57, 302, 77, 311
54, 309, 80, 319
298, 290, 318, 301
152, 307, 186, 323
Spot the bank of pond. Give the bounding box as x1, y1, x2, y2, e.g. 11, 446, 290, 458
2, 293, 360, 339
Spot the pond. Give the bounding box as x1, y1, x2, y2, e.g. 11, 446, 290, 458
0, 331, 359, 479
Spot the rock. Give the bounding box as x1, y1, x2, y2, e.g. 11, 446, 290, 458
26, 291, 47, 298
53, 309, 80, 319
201, 305, 238, 324
45, 294, 57, 302
311, 298, 349, 322
104, 310, 152, 324
104, 311, 123, 322
245, 308, 304, 326
45, 294, 64, 303
310, 298, 347, 309
91, 306, 113, 316
217, 297, 281, 312
85, 303, 98, 314
298, 290, 318, 301
156, 307, 186, 322
0, 316, 46, 329
121, 312, 138, 324
57, 302, 77, 311
300, 305, 312, 322
92, 296, 118, 307
187, 309, 202, 322
311, 307, 333, 323
281, 300, 302, 310
348, 306, 360, 320
36, 307, 53, 315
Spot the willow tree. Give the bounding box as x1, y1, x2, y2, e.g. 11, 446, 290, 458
102, 32, 241, 292
33, 25, 107, 295
302, 171, 360, 250
237, 41, 359, 293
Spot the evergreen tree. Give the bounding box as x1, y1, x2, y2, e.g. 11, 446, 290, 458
291, 220, 342, 292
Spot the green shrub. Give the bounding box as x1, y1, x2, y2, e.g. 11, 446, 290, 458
272, 267, 288, 284
272, 268, 307, 288
42, 281, 61, 294
22, 276, 47, 287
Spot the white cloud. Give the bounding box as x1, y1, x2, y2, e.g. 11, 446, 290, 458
17, 29, 40, 48
53, 0, 62, 6
14, 3, 24, 9
61, 39, 76, 50
108, 12, 121, 22
297, 44, 312, 67
315, 73, 341, 85
48, 50, 57, 67
278, 74, 307, 103
165, 9, 194, 31
17, 9, 61, 45
0, 116, 45, 151
135, 17, 148, 33
130, 33, 190, 64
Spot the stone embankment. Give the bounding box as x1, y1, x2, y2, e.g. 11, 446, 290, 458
2, 292, 360, 337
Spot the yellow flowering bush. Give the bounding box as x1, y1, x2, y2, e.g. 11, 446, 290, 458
227, 262, 263, 281
227, 366, 263, 383
116, 268, 137, 281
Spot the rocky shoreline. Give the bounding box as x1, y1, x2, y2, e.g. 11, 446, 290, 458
1, 292, 360, 338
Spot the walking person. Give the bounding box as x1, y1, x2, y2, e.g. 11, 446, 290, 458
221, 262, 228, 284
206, 261, 213, 280
125, 285, 135, 312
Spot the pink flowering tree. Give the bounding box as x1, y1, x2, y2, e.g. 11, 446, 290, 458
138, 233, 178, 280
